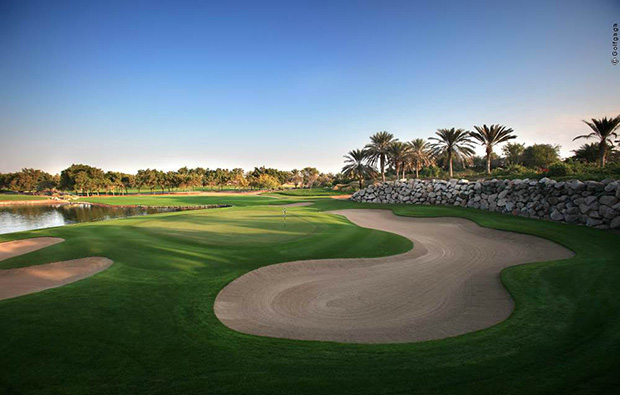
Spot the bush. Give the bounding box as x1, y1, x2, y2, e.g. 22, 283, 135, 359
419, 166, 447, 179
547, 162, 571, 177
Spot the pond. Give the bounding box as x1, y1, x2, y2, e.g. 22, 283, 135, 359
0, 203, 182, 235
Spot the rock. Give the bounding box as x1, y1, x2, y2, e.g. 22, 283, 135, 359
599, 205, 617, 220
610, 216, 620, 229
585, 196, 598, 205
550, 210, 564, 221
579, 204, 591, 214
586, 218, 603, 227
599, 195, 619, 207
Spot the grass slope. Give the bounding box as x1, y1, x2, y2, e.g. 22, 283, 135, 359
1, 198, 619, 394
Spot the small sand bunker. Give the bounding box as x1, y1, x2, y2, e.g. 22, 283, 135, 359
215, 209, 574, 343
0, 238, 112, 301
0, 237, 64, 261
281, 202, 314, 207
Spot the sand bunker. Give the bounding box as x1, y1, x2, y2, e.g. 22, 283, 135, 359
0, 238, 112, 301
215, 209, 574, 343
0, 237, 64, 261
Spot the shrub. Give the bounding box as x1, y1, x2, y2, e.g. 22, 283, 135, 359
419, 166, 447, 179
547, 162, 571, 177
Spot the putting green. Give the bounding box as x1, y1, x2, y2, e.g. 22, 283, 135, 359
1, 197, 619, 394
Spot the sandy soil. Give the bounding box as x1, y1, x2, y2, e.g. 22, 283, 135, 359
0, 237, 64, 261
215, 209, 574, 343
0, 238, 112, 301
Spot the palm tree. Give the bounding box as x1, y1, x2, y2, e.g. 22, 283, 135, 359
471, 124, 517, 174
342, 149, 376, 189
388, 141, 411, 180
406, 139, 434, 178
429, 128, 476, 177
502, 142, 525, 165
573, 115, 620, 167
365, 131, 397, 182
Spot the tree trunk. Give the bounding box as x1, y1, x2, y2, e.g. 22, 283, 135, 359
359, 176, 364, 189
486, 147, 492, 175
449, 153, 453, 177
380, 155, 386, 182
415, 166, 419, 178
600, 142, 607, 167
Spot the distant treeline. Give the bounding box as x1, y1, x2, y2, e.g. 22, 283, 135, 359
0, 165, 344, 195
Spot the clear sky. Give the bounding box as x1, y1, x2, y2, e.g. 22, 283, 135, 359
1, 0, 619, 174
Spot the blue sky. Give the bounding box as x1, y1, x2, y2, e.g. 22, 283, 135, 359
1, 0, 619, 174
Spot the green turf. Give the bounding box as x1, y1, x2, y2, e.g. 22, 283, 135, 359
0, 194, 48, 201
267, 188, 351, 197
78, 194, 304, 207
1, 198, 619, 394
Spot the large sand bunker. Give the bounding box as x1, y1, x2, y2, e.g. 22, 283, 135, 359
215, 209, 574, 343
0, 238, 112, 301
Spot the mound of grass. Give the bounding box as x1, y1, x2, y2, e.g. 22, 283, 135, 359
1, 197, 619, 394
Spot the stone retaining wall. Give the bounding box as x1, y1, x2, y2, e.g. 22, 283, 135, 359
350, 178, 620, 229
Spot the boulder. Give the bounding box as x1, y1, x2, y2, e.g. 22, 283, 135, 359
599, 195, 619, 207
550, 210, 564, 221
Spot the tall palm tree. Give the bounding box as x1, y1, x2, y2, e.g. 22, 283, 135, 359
573, 115, 620, 167
388, 141, 411, 180
342, 149, 375, 189
471, 124, 517, 174
429, 128, 476, 177
406, 138, 434, 178
365, 131, 397, 182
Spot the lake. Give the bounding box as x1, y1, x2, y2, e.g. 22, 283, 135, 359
0, 203, 181, 235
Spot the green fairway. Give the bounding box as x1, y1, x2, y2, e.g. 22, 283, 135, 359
267, 188, 351, 197
0, 194, 48, 201
1, 198, 619, 394
78, 194, 303, 207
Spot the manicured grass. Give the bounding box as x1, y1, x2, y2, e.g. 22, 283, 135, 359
268, 188, 351, 197
78, 194, 303, 207
1, 198, 619, 394
0, 194, 48, 201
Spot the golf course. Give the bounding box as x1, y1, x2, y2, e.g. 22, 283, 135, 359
1, 194, 619, 394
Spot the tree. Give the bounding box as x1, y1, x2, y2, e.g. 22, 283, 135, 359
572, 142, 617, 163
573, 115, 620, 167
342, 149, 375, 189
471, 124, 516, 174
105, 172, 124, 196
521, 144, 560, 168
388, 142, 410, 180
289, 169, 303, 188
365, 131, 397, 182
121, 173, 134, 194
502, 142, 525, 165
406, 139, 433, 179
301, 167, 319, 188
249, 174, 280, 190
429, 128, 476, 177
59, 164, 105, 195
135, 169, 158, 194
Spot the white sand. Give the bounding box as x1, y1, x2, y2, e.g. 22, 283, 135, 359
0, 238, 112, 301
215, 209, 574, 343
